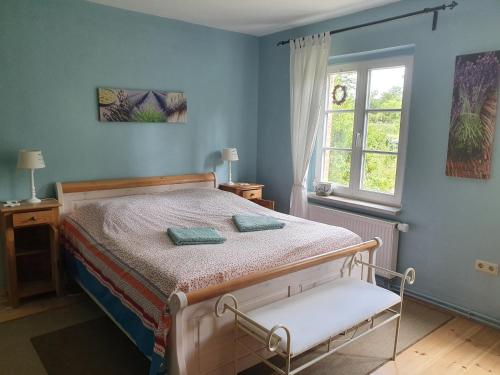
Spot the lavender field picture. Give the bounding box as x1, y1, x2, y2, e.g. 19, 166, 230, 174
446, 51, 500, 179
98, 88, 187, 123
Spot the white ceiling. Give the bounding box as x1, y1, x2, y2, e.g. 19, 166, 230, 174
87, 0, 399, 36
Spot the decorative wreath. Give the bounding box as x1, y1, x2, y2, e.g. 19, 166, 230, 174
332, 84, 348, 106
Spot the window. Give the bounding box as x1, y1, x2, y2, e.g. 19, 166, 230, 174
315, 56, 413, 206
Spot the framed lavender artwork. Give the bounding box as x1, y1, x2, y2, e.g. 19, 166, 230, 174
98, 88, 187, 123
446, 51, 500, 179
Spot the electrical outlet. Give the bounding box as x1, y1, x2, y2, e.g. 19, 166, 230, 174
475, 259, 499, 276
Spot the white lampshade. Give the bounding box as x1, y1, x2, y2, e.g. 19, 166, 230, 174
17, 150, 45, 169
222, 148, 239, 161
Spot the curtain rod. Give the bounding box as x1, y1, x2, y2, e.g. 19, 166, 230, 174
276, 1, 458, 47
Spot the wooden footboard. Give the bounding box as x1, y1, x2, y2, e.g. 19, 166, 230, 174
168, 238, 381, 375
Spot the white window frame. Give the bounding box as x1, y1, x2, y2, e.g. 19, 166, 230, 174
315, 55, 413, 207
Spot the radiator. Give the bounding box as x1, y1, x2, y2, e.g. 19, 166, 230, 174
308, 204, 402, 279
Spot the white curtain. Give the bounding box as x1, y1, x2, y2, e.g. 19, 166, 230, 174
289, 33, 331, 218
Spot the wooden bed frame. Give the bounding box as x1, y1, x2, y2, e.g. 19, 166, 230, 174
56, 172, 380, 375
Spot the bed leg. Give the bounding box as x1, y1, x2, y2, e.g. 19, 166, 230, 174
169, 292, 188, 375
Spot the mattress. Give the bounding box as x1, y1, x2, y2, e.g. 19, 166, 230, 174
61, 187, 361, 356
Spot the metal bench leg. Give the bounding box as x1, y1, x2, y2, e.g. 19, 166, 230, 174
233, 324, 238, 375
392, 314, 401, 360
285, 354, 291, 375
352, 259, 416, 363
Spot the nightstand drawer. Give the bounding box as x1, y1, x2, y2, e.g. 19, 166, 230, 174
12, 210, 53, 228
250, 198, 275, 210
242, 189, 262, 200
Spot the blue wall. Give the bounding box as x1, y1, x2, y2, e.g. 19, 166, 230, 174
2, 0, 499, 324
0, 0, 259, 201
257, 0, 500, 322
0, 0, 259, 288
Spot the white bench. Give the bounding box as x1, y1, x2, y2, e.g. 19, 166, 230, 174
215, 253, 415, 375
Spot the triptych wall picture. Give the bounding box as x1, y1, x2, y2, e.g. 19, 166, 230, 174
98, 88, 187, 123
446, 51, 500, 179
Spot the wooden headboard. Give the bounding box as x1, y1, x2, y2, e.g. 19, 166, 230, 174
56, 172, 216, 217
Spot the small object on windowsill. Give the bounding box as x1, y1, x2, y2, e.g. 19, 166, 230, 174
308, 192, 401, 216
314, 182, 334, 196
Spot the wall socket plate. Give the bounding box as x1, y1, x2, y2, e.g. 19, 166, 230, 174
475, 259, 499, 276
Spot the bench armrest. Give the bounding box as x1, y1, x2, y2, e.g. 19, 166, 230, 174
354, 259, 416, 298
215, 294, 289, 354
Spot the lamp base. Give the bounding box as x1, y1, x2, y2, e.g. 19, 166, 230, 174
226, 181, 235, 185
25, 197, 41, 204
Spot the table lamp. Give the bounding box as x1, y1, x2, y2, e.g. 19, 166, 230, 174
17, 150, 45, 204
222, 148, 238, 185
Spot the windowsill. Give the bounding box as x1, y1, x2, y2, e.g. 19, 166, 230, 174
308, 193, 401, 217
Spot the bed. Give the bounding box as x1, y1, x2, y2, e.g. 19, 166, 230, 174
57, 172, 380, 375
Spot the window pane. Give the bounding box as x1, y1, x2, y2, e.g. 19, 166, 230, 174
326, 112, 354, 148
368, 67, 405, 109
365, 112, 401, 152
362, 153, 397, 194
328, 71, 357, 110
322, 150, 351, 186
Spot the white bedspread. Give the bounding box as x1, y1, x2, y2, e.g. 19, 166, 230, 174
68, 188, 361, 295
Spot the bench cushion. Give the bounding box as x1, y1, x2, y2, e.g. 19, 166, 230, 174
244, 277, 401, 356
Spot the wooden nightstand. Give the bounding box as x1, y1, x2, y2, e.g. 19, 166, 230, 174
0, 199, 61, 307
219, 183, 275, 210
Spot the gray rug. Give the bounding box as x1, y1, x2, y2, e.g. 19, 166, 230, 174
26, 298, 451, 375
32, 317, 149, 375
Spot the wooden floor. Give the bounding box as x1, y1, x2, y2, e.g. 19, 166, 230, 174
1, 293, 499, 375
373, 317, 500, 375
0, 292, 82, 323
